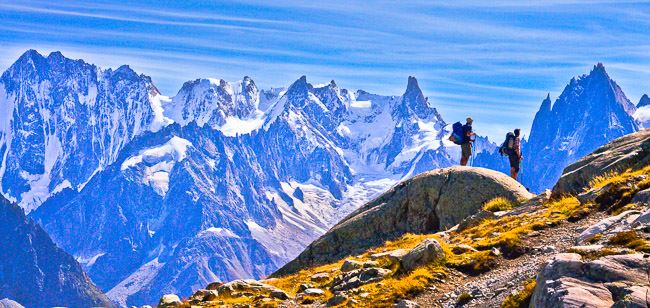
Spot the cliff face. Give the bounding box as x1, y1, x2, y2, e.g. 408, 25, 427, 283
0, 195, 111, 308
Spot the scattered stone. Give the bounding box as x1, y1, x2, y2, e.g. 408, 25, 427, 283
190, 289, 219, 302
270, 290, 290, 300
341, 259, 363, 272
327, 293, 348, 306
206, 281, 223, 290
362, 260, 379, 268
217, 279, 284, 298
331, 267, 392, 291
631, 188, 650, 206
400, 238, 445, 272
452, 244, 478, 254
394, 299, 420, 308
576, 210, 642, 244
490, 247, 501, 256
311, 272, 330, 283
370, 249, 408, 264
303, 288, 325, 296
359, 292, 370, 298
298, 283, 312, 293
158, 294, 182, 307
541, 245, 556, 253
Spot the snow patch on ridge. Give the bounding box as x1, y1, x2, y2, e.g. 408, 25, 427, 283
121, 136, 193, 196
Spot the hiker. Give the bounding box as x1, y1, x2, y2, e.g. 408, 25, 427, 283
449, 117, 475, 166
508, 128, 523, 180
460, 117, 474, 166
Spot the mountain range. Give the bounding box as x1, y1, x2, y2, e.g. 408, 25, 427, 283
0, 50, 644, 306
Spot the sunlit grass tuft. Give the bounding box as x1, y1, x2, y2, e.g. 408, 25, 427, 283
483, 197, 517, 212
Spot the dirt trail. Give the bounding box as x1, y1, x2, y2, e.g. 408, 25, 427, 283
414, 212, 607, 307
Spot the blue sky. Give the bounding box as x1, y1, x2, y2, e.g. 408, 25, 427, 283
2, 0, 650, 141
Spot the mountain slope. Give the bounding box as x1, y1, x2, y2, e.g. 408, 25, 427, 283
0, 195, 111, 308
30, 71, 457, 306
0, 50, 170, 211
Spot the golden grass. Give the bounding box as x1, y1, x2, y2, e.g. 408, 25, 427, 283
589, 165, 650, 190
501, 278, 536, 308
483, 197, 517, 212
608, 231, 650, 252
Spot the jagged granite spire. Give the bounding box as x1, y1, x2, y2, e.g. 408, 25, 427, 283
638, 94, 650, 108
393, 76, 435, 120
521, 63, 638, 192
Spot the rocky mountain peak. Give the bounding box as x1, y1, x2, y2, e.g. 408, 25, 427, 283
392, 76, 435, 120
638, 94, 650, 108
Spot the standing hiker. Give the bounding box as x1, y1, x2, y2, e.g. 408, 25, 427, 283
449, 117, 475, 166
507, 128, 523, 180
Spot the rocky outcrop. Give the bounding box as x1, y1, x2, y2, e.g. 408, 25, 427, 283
0, 196, 112, 308
273, 167, 531, 276
531, 253, 650, 308
553, 129, 650, 196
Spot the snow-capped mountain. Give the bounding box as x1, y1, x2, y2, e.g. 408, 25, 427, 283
520, 63, 638, 192
18, 50, 456, 306
0, 194, 111, 308
634, 94, 650, 128
163, 76, 264, 136
0, 50, 170, 212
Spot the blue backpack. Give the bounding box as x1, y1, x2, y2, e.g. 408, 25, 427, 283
449, 122, 464, 145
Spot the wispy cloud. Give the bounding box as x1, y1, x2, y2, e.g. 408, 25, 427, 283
1, 0, 649, 140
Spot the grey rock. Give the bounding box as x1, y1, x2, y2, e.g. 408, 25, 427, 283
553, 129, 650, 196
270, 290, 290, 300
331, 267, 392, 291
631, 188, 650, 206
394, 299, 420, 308
576, 210, 642, 244
303, 288, 325, 296
298, 283, 312, 293
158, 294, 182, 307
190, 289, 218, 302
217, 279, 282, 298
341, 260, 363, 272
531, 253, 650, 308
327, 294, 348, 306
311, 272, 330, 282
451, 244, 477, 254
400, 238, 445, 272
370, 249, 409, 264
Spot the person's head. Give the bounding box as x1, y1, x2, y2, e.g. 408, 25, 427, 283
514, 128, 521, 137
466, 117, 473, 125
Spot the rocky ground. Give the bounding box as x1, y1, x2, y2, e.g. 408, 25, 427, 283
415, 210, 607, 307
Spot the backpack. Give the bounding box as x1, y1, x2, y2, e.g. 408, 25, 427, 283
499, 132, 515, 156
448, 122, 464, 145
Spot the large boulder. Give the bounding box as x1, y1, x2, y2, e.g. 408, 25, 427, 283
553, 130, 650, 196
273, 167, 531, 276
531, 253, 650, 308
